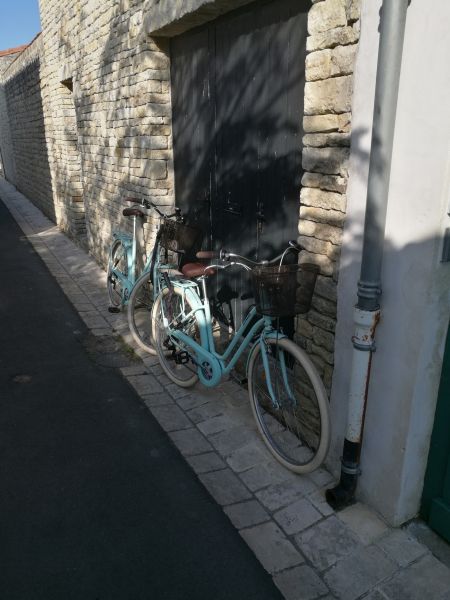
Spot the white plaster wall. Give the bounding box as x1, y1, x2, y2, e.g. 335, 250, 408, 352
330, 0, 450, 525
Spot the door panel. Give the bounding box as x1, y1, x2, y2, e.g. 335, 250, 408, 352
171, 0, 309, 326
171, 28, 214, 245
422, 323, 450, 542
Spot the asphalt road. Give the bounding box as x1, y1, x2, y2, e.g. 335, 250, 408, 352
0, 199, 283, 600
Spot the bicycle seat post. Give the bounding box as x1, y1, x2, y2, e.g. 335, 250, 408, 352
135, 212, 146, 280
130, 214, 138, 285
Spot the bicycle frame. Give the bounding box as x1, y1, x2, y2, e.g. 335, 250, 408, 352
163, 278, 289, 391
110, 222, 176, 306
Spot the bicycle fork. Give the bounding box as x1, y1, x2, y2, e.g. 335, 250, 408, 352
259, 333, 296, 410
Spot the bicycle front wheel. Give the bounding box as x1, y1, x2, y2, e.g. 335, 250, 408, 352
248, 337, 330, 474
107, 239, 128, 308
152, 286, 199, 388
127, 271, 156, 354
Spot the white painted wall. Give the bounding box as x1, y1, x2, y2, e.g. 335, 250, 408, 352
330, 0, 450, 525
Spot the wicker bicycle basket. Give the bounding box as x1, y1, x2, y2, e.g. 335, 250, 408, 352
159, 219, 201, 254
252, 263, 320, 317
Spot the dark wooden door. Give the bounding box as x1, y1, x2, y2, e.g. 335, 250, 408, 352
422, 324, 450, 542
171, 0, 310, 324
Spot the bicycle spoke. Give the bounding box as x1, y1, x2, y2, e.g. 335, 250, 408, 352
248, 337, 329, 473
153, 287, 199, 387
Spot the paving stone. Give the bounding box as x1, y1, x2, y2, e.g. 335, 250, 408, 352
168, 428, 213, 456
363, 591, 391, 600
141, 393, 174, 408
142, 355, 161, 368
197, 414, 236, 437
324, 545, 396, 600
209, 426, 254, 457
178, 386, 216, 407
71, 301, 95, 311
307, 488, 335, 517
239, 461, 292, 492
186, 400, 224, 422
126, 373, 163, 395
274, 497, 322, 536
150, 404, 192, 432
308, 467, 336, 488
337, 502, 388, 545
166, 383, 192, 399
226, 404, 258, 429
406, 520, 450, 570
91, 327, 115, 337
256, 477, 317, 511
120, 364, 148, 376
378, 554, 450, 600
240, 522, 304, 574
64, 293, 89, 304
295, 515, 363, 571
274, 565, 329, 600
81, 315, 110, 329
185, 452, 226, 474
149, 367, 168, 381
376, 529, 427, 568
223, 390, 249, 409
219, 379, 243, 397
199, 469, 252, 506
224, 500, 270, 529
227, 441, 271, 473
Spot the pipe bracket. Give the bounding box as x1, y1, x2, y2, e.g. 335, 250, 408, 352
340, 460, 362, 476
352, 338, 377, 352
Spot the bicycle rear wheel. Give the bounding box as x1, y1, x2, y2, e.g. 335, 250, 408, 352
152, 286, 199, 388
107, 239, 128, 308
248, 337, 330, 474
127, 271, 156, 354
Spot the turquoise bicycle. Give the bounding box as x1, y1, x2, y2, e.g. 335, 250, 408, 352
152, 243, 331, 473
106, 197, 200, 353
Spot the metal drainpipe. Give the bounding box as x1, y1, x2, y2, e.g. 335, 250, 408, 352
326, 0, 410, 510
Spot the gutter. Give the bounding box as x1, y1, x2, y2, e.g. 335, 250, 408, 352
326, 0, 410, 510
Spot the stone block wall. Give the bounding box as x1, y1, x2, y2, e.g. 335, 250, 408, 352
0, 36, 54, 219
296, 0, 360, 392
0, 0, 361, 393
0, 48, 30, 181
0, 86, 14, 181
38, 0, 174, 262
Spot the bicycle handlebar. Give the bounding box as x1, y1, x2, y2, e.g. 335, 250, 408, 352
196, 240, 303, 268
123, 197, 182, 220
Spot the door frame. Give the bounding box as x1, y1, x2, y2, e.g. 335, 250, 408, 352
421, 322, 450, 538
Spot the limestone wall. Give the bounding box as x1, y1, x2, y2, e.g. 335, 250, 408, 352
38, 0, 174, 260
296, 0, 360, 393
0, 36, 54, 217
0, 50, 26, 180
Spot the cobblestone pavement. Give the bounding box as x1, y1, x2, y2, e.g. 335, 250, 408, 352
2, 178, 450, 600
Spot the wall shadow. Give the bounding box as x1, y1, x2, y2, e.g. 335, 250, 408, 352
1, 54, 54, 223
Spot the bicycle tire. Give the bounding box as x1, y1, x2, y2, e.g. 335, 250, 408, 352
152, 286, 199, 388
127, 271, 156, 355
247, 337, 330, 474
107, 239, 128, 308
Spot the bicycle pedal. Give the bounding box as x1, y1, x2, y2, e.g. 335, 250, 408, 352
108, 306, 121, 313
174, 351, 190, 365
